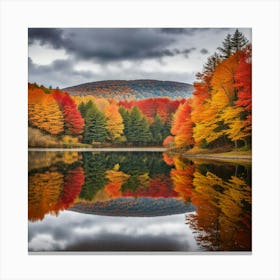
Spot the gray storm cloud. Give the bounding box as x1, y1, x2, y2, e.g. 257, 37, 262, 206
28, 28, 251, 88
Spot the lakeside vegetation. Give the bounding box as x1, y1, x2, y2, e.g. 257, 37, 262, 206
28, 29, 251, 155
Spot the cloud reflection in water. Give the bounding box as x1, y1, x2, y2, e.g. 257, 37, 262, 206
28, 210, 199, 252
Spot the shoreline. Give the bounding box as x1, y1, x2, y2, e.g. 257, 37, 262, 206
28, 147, 252, 163
28, 147, 167, 152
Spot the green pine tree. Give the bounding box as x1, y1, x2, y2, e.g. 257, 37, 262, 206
78, 102, 87, 119
126, 106, 152, 145
83, 102, 107, 144
150, 114, 164, 144
231, 29, 249, 52
218, 34, 232, 58
119, 106, 130, 142
203, 52, 221, 75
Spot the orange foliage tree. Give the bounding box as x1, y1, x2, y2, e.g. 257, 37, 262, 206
191, 47, 251, 149
28, 85, 64, 135
171, 99, 194, 148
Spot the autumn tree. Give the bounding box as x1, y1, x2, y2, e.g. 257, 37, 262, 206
52, 90, 84, 136
118, 98, 182, 124
232, 45, 252, 146
190, 52, 220, 148
217, 47, 252, 147
28, 86, 64, 135
190, 30, 250, 149
192, 51, 241, 147
171, 99, 194, 148
104, 100, 124, 142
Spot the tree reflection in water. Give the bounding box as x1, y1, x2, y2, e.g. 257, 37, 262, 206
28, 151, 251, 251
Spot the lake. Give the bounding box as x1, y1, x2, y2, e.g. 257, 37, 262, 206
28, 150, 251, 252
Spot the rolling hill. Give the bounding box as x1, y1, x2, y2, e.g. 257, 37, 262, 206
63, 79, 193, 100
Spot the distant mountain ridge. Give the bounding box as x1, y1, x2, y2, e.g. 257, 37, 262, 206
63, 79, 193, 100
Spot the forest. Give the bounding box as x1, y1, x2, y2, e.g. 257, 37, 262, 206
28, 29, 251, 152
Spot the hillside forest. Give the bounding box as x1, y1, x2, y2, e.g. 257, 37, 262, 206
28, 30, 251, 152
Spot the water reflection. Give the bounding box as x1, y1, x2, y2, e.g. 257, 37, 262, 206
28, 151, 251, 251
28, 212, 199, 251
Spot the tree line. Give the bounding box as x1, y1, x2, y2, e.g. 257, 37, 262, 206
28, 83, 182, 147
28, 29, 251, 151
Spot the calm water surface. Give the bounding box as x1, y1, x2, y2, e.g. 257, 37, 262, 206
28, 151, 251, 252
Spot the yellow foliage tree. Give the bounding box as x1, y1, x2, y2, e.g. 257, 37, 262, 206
28, 88, 64, 135
222, 106, 251, 145
192, 53, 241, 146
104, 100, 124, 141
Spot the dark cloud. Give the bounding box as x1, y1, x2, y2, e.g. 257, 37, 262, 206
29, 28, 182, 62
182, 48, 196, 58
159, 28, 200, 35
200, 48, 209, 54
147, 48, 195, 58
28, 28, 65, 49
160, 28, 195, 35
28, 28, 251, 86
159, 28, 213, 35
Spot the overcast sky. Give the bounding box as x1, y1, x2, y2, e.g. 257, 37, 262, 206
28, 28, 251, 88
